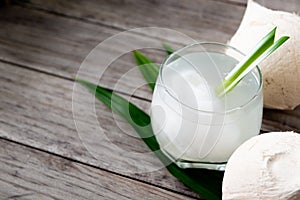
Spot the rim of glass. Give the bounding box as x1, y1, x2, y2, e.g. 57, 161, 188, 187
159, 42, 263, 114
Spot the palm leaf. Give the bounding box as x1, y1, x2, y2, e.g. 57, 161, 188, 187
162, 42, 175, 55
76, 79, 223, 200
133, 44, 176, 92
133, 50, 159, 92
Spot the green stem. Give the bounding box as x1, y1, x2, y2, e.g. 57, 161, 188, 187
216, 27, 289, 96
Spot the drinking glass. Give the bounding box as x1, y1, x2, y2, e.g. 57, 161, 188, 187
151, 42, 263, 170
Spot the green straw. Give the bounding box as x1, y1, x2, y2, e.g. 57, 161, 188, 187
216, 27, 289, 96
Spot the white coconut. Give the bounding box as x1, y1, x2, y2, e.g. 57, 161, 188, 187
229, 0, 300, 110
222, 132, 300, 200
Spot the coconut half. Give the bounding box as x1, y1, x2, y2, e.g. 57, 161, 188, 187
222, 132, 300, 200
229, 0, 300, 110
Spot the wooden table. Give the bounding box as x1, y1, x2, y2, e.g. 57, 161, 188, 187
1, 0, 299, 199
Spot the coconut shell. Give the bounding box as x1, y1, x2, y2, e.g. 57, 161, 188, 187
222, 132, 300, 200
229, 0, 300, 110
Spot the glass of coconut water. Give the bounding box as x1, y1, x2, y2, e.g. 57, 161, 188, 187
151, 43, 263, 170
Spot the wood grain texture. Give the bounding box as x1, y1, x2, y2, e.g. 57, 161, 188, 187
15, 0, 245, 40
0, 62, 201, 198
262, 107, 300, 132
0, 5, 183, 101
221, 0, 300, 13
0, 139, 195, 200
0, 1, 246, 101
0, 3, 298, 132
0, 1, 245, 104
1, 1, 300, 199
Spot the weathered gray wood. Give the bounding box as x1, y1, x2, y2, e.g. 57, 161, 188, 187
0, 139, 196, 200
1, 3, 299, 132
15, 0, 245, 40
0, 62, 201, 198
0, 5, 187, 101
0, 1, 246, 102
1, 59, 299, 200
221, 0, 300, 13
0, 1, 246, 100
0, 2, 212, 199
0, 0, 298, 162
262, 106, 300, 132
1, 1, 300, 199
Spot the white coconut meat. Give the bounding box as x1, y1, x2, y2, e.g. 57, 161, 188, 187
222, 132, 300, 200
229, 0, 300, 110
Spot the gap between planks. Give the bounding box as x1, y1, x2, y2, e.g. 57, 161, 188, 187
0, 0, 298, 198
0, 138, 195, 199
12, 0, 247, 37
0, 3, 245, 100
0, 64, 202, 198
11, 2, 190, 49
0, 58, 152, 103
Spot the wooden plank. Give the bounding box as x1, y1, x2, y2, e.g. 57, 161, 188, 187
5, 0, 298, 104
0, 1, 298, 145
0, 1, 298, 199
0, 2, 245, 101
15, 0, 245, 40
0, 0, 298, 151
0, 62, 200, 198
1, 60, 299, 200
221, 0, 300, 13
4, 0, 297, 101
25, 0, 300, 37
0, 139, 195, 200
0, 5, 188, 100
262, 107, 300, 132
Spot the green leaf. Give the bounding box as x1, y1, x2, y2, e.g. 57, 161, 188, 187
133, 44, 175, 92
75, 79, 158, 148
162, 42, 175, 55
216, 27, 289, 96
133, 50, 159, 91
76, 79, 224, 200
